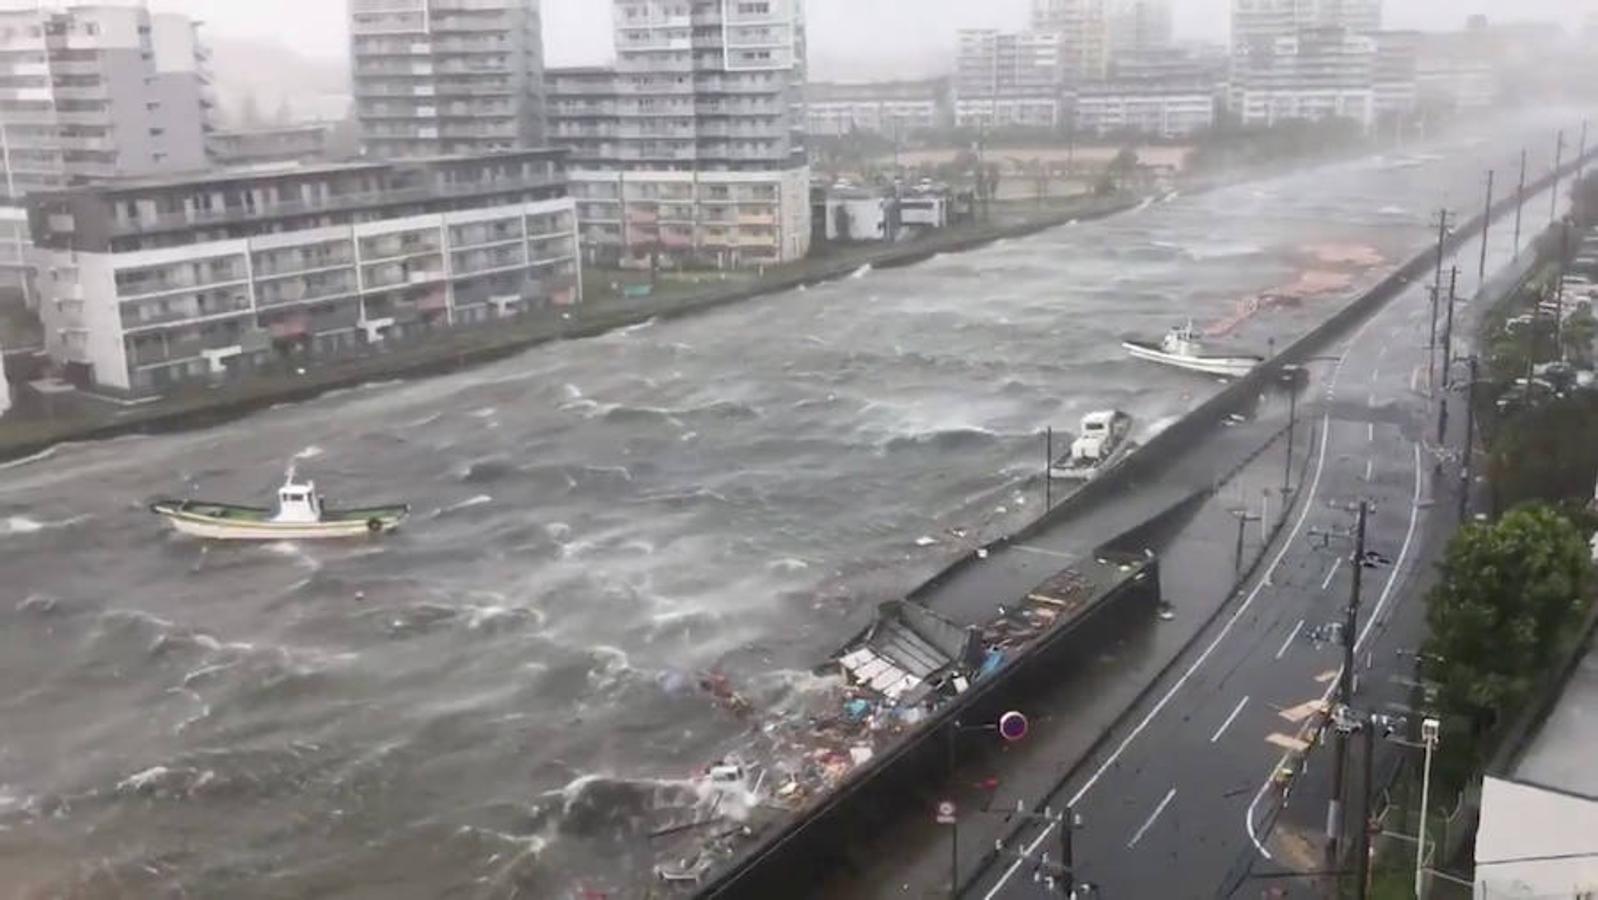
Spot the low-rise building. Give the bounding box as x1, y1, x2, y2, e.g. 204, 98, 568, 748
569, 168, 809, 270
1075, 79, 1215, 137
26, 150, 579, 394
206, 125, 333, 168
806, 79, 950, 137
1473, 638, 1598, 897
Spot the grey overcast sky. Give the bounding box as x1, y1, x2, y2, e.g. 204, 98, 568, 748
147, 0, 1595, 75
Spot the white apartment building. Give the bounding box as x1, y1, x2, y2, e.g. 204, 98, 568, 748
26, 150, 578, 394
954, 29, 1066, 128
349, 0, 546, 158
1414, 30, 1499, 112
1031, 0, 1110, 82
1229, 27, 1377, 130
805, 79, 949, 137
1231, 0, 1381, 58
1108, 0, 1174, 58
1075, 82, 1215, 137
0, 5, 215, 299
1372, 30, 1418, 120
546, 1, 812, 269
568, 167, 808, 269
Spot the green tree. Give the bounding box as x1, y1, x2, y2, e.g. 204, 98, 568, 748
1561, 300, 1597, 366
1423, 505, 1593, 745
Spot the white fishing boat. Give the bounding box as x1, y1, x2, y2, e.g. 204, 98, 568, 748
1122, 322, 1263, 378
1050, 409, 1136, 481
150, 470, 409, 540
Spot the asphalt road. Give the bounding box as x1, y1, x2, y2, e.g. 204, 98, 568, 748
963, 169, 1566, 900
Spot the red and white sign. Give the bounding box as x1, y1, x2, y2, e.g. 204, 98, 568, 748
935, 800, 957, 825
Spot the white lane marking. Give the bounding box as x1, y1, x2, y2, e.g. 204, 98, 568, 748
1365, 458, 1374, 482
1012, 544, 1078, 561
1275, 619, 1305, 660
1245, 441, 1424, 859
1368, 422, 1375, 442
1128, 788, 1177, 848
1211, 696, 1251, 744
1319, 557, 1342, 590
1371, 366, 1381, 382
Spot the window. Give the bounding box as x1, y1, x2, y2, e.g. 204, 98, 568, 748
149, 127, 164, 137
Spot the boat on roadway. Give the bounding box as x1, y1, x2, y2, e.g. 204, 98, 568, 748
150, 471, 409, 540
1123, 322, 1262, 378
1050, 409, 1135, 481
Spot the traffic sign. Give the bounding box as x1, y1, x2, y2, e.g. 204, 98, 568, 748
935, 800, 957, 825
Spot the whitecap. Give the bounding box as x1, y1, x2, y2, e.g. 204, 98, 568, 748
767, 557, 810, 573
116, 766, 173, 793
849, 264, 872, 279
469, 407, 497, 419
435, 494, 493, 516
293, 445, 324, 460
3, 516, 43, 534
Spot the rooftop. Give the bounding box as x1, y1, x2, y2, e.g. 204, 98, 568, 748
1511, 638, 1598, 799
32, 148, 570, 197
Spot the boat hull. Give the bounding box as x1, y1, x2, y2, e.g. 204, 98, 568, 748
150, 501, 408, 540
1050, 439, 1138, 481
1122, 340, 1260, 377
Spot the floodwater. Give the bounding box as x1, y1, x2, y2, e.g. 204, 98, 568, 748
0, 110, 1576, 897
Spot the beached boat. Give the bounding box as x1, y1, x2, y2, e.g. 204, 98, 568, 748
1123, 322, 1262, 378
1050, 409, 1136, 481
150, 471, 408, 540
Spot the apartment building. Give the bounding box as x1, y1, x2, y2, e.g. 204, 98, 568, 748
26, 149, 578, 393
805, 79, 950, 137
546, 1, 812, 269
1232, 0, 1381, 57
1372, 30, 1418, 120
1030, 0, 1110, 82
206, 125, 332, 168
0, 5, 215, 298
1075, 80, 1216, 137
349, 0, 545, 159
1107, 0, 1174, 58
1413, 31, 1498, 111
954, 29, 1066, 128
1229, 27, 1377, 129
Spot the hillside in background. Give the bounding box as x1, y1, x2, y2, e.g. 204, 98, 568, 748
207, 36, 351, 127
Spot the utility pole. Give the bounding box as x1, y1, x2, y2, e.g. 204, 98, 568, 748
1355, 721, 1376, 900
1327, 501, 1368, 861
1580, 119, 1590, 182
1478, 169, 1494, 283
1061, 805, 1076, 898
1551, 129, 1566, 226
1436, 269, 1458, 461
1283, 375, 1298, 495
1556, 220, 1571, 358
1513, 149, 1527, 255
1459, 355, 1478, 526
1045, 427, 1054, 511
1427, 209, 1450, 391
1440, 268, 1458, 392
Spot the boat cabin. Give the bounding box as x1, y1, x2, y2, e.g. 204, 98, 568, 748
272, 477, 325, 523
1160, 322, 1205, 356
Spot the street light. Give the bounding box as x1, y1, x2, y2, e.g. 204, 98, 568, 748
1414, 717, 1441, 898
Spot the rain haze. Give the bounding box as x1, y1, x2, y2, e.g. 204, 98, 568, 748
2, 0, 1597, 898
148, 0, 1595, 71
